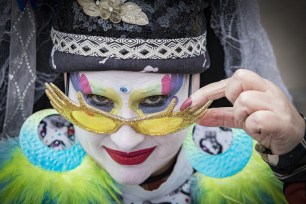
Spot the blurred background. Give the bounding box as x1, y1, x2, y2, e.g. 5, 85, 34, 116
258, 0, 306, 113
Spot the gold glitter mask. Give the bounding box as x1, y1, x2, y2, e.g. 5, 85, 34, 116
45, 83, 213, 136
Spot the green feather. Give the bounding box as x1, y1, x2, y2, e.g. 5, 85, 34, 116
191, 145, 288, 204
0, 147, 121, 203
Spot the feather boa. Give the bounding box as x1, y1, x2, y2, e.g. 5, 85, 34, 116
0, 139, 121, 203
0, 135, 287, 203
190, 144, 287, 204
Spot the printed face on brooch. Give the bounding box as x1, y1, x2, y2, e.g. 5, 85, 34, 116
67, 71, 190, 185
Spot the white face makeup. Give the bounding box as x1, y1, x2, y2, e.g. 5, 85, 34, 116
68, 71, 190, 185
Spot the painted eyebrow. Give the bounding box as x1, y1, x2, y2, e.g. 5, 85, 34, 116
72, 73, 183, 97
127, 83, 162, 104
70, 72, 95, 95
129, 74, 184, 98
72, 73, 113, 96
79, 74, 94, 94
161, 74, 184, 96
70, 72, 81, 92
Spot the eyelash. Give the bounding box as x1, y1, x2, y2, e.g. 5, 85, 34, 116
86, 94, 114, 107
85, 94, 170, 113
139, 95, 168, 107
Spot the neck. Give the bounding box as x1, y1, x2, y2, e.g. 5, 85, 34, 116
140, 154, 177, 191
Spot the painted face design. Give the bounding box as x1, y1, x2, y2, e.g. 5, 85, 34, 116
68, 71, 189, 185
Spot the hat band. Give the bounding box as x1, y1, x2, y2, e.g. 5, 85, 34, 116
51, 28, 207, 60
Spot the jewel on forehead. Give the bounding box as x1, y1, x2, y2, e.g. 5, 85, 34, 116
119, 85, 130, 94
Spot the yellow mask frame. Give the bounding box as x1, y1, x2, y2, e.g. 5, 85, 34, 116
45, 83, 212, 136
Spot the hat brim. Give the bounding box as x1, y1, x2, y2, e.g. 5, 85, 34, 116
51, 50, 210, 74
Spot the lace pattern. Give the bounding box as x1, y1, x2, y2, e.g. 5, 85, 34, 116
209, 0, 291, 98
0, 0, 10, 136
51, 29, 207, 59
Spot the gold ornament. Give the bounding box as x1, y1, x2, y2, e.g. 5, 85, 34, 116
77, 0, 149, 25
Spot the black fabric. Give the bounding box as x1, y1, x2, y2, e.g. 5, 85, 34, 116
51, 0, 210, 74
54, 0, 208, 39
33, 0, 62, 112
200, 7, 231, 108
33, 77, 64, 112
52, 50, 209, 74
269, 115, 306, 184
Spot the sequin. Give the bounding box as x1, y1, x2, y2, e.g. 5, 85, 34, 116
68, 0, 207, 39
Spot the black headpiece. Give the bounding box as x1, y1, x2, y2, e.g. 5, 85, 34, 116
51, 0, 209, 73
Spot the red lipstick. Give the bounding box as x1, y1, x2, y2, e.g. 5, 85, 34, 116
104, 146, 156, 165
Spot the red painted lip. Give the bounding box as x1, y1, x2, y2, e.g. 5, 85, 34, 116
104, 146, 156, 165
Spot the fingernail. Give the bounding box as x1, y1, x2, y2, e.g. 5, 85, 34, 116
180, 97, 192, 111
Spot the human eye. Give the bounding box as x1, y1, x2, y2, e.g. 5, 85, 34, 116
86, 94, 114, 110
139, 95, 168, 107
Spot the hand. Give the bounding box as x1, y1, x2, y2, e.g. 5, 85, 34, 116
181, 69, 305, 155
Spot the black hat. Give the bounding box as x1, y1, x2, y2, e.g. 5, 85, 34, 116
51, 0, 209, 74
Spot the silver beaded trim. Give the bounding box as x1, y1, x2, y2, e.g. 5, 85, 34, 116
51, 29, 207, 59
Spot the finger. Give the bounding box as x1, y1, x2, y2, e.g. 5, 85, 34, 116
233, 91, 276, 126
197, 92, 277, 129
243, 110, 281, 150
264, 79, 289, 100
225, 69, 269, 103
181, 79, 228, 110
182, 69, 270, 111
197, 107, 236, 128
245, 110, 305, 154
244, 110, 281, 136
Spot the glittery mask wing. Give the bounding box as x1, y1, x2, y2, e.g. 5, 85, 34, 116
45, 82, 213, 136
45, 83, 81, 123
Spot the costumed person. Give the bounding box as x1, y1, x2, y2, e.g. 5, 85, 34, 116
0, 0, 305, 203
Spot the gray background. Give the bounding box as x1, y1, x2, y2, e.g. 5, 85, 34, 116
258, 0, 306, 113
